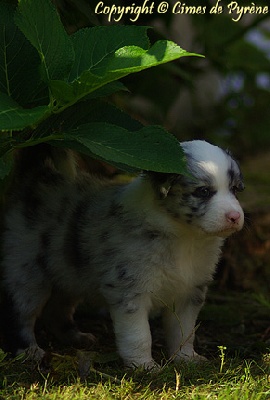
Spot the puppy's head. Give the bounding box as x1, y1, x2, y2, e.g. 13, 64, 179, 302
150, 140, 244, 237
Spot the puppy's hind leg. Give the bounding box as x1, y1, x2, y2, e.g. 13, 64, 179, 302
41, 291, 95, 348
2, 284, 51, 362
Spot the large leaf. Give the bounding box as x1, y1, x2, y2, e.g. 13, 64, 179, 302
50, 80, 127, 105
0, 93, 50, 131
68, 25, 150, 81
62, 122, 186, 173
10, 100, 143, 173
0, 3, 43, 106
51, 29, 200, 105
15, 0, 74, 82
31, 99, 142, 140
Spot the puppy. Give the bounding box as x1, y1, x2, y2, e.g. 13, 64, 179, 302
1, 140, 244, 369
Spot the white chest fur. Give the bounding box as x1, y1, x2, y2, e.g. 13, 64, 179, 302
145, 231, 223, 310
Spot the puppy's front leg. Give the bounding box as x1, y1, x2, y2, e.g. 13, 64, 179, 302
110, 302, 157, 370
163, 285, 208, 363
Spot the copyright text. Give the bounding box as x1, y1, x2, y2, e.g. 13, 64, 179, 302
94, 0, 269, 23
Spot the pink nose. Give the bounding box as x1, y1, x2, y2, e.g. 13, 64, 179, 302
226, 211, 241, 224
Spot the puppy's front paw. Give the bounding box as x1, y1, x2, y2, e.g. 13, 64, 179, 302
174, 351, 208, 364
126, 358, 160, 371
142, 359, 161, 372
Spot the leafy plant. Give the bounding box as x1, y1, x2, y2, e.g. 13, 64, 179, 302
0, 0, 202, 181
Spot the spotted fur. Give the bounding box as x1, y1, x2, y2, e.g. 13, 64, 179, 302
1, 140, 244, 369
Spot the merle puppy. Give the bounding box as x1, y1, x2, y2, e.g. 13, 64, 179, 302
1, 140, 244, 369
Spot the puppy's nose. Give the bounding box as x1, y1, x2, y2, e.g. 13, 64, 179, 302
226, 211, 241, 224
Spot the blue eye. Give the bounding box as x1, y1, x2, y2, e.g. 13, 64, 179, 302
193, 187, 213, 199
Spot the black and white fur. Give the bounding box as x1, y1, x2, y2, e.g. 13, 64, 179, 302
1, 140, 244, 369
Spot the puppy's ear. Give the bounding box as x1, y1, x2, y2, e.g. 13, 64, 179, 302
146, 172, 180, 199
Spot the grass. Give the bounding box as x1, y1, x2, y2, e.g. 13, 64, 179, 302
0, 291, 270, 399
0, 352, 270, 399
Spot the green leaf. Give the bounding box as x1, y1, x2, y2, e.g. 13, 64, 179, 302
68, 26, 150, 81
49, 80, 128, 106
110, 40, 191, 71
72, 41, 196, 100
27, 99, 142, 140
49, 80, 74, 104
51, 25, 201, 106
0, 92, 50, 131
84, 81, 128, 99
63, 122, 186, 173
15, 0, 74, 82
0, 2, 44, 106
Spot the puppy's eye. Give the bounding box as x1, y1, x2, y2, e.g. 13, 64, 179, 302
231, 184, 244, 196
231, 186, 238, 195
193, 187, 213, 199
